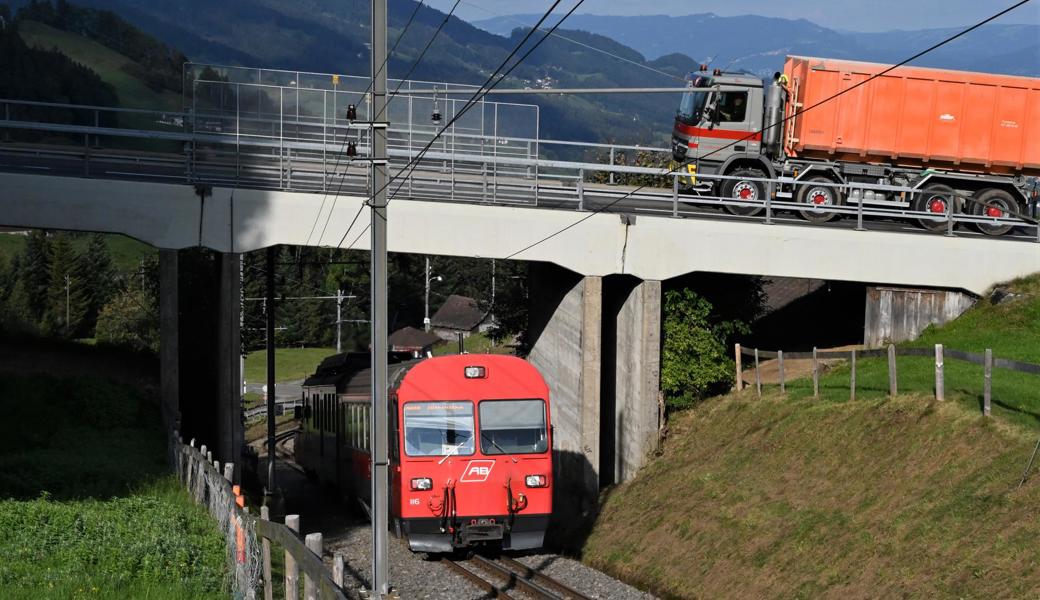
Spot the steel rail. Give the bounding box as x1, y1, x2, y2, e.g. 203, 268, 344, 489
441, 557, 518, 600
491, 555, 594, 600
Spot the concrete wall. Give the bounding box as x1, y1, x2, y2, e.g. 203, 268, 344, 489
603, 277, 662, 484
864, 286, 977, 347
216, 254, 243, 480
527, 263, 601, 503
159, 250, 180, 434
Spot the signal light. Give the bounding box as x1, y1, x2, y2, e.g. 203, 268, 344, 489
346, 104, 357, 121
410, 477, 432, 491
525, 474, 547, 488
464, 366, 486, 379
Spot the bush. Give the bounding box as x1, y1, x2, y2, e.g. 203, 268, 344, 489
661, 288, 748, 409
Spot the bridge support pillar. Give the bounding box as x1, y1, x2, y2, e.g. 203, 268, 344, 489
527, 264, 602, 507
602, 276, 661, 486
159, 250, 180, 435
216, 253, 243, 482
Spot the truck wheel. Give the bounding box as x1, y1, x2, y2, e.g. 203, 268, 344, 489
972, 188, 1017, 236
721, 168, 766, 216
796, 176, 844, 223
912, 183, 956, 232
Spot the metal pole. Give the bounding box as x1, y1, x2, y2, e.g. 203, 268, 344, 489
336, 288, 343, 354
370, 0, 391, 595
265, 246, 277, 496
424, 257, 431, 332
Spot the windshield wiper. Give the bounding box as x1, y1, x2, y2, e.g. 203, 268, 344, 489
437, 436, 472, 464
481, 432, 520, 463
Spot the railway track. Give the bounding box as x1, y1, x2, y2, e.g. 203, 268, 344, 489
442, 553, 595, 600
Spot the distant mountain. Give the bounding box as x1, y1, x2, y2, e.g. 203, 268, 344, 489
29, 0, 697, 146
474, 13, 1040, 77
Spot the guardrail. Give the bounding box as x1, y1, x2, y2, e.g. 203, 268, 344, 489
734, 343, 1040, 416
172, 431, 352, 600
1, 96, 1038, 243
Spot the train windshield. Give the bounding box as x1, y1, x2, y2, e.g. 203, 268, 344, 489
402, 401, 475, 457
478, 399, 548, 455
677, 90, 709, 125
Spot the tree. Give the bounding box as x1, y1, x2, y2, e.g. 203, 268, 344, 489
80, 233, 116, 333
660, 288, 751, 410
95, 287, 159, 352
44, 233, 88, 337
17, 230, 51, 323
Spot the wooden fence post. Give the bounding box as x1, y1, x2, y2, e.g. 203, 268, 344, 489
224, 463, 234, 484
304, 533, 323, 600
754, 348, 761, 398
850, 349, 857, 401
812, 347, 819, 398
888, 344, 897, 397
285, 515, 300, 600
261, 506, 274, 600
778, 350, 785, 394
934, 344, 944, 401
333, 554, 345, 589
984, 349, 993, 417
734, 343, 743, 391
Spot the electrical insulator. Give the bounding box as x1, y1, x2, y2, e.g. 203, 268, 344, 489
346, 141, 357, 158
346, 104, 357, 121
431, 109, 442, 124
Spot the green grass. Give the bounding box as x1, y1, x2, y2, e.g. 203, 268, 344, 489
18, 21, 181, 112
0, 363, 228, 597
0, 232, 155, 274
243, 347, 337, 384
583, 395, 1040, 599
777, 274, 1040, 430
432, 331, 512, 356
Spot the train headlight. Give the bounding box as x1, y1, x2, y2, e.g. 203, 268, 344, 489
464, 366, 487, 379
410, 477, 432, 491
524, 474, 547, 488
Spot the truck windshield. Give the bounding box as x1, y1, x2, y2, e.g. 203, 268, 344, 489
478, 399, 548, 455
677, 90, 709, 125
403, 401, 474, 457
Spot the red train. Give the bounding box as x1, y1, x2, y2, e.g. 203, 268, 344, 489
296, 352, 553, 553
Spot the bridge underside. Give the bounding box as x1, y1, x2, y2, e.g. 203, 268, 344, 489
3, 171, 1039, 294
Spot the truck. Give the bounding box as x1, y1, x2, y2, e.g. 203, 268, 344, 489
671, 55, 1040, 235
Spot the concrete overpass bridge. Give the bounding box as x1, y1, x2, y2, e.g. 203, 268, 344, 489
2, 65, 1039, 498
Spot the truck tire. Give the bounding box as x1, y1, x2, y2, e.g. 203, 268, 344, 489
796, 176, 844, 223
972, 188, 1017, 236
912, 183, 956, 232
721, 168, 766, 217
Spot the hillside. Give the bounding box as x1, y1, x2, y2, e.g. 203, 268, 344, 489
582, 275, 1040, 598
474, 13, 1040, 78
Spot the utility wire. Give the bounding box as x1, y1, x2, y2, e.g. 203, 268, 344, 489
305, 0, 428, 246
337, 0, 584, 250
313, 0, 464, 248
501, 0, 1035, 260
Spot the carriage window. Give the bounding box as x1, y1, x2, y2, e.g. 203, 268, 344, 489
402, 402, 474, 457
716, 91, 747, 123
479, 400, 548, 455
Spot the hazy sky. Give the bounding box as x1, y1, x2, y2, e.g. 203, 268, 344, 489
428, 0, 1040, 32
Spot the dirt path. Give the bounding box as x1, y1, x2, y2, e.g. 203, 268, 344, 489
740, 345, 861, 386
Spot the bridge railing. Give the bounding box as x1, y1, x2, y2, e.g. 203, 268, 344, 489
1, 96, 1038, 242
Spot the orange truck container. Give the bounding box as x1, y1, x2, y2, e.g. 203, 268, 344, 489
783, 56, 1040, 176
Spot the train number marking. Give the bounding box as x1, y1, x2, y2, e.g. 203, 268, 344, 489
409, 498, 420, 505
459, 460, 495, 482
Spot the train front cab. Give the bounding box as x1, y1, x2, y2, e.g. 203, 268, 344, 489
392, 356, 552, 553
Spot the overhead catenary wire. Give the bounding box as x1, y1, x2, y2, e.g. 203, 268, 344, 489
305, 0, 428, 247
501, 0, 1036, 261
336, 0, 586, 251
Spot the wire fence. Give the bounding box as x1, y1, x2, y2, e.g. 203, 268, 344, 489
734, 343, 1040, 416
171, 431, 352, 600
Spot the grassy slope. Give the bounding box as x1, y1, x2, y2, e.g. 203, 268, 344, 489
0, 351, 226, 598
584, 275, 1040, 598
18, 20, 180, 111
243, 346, 337, 384
585, 396, 1040, 599
0, 232, 155, 273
